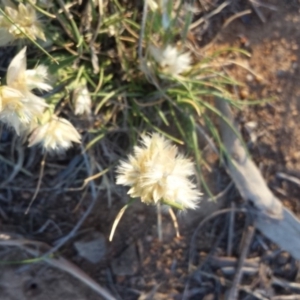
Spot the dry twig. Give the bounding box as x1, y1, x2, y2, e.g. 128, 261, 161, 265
189, 207, 247, 271
216, 98, 300, 260
189, 0, 231, 30
227, 202, 235, 256
44, 145, 98, 257
226, 225, 256, 300
276, 172, 300, 188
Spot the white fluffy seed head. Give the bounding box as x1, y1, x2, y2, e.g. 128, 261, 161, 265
116, 133, 201, 210
7, 47, 52, 92
149, 45, 191, 75
0, 0, 46, 43
28, 115, 81, 153
0, 86, 47, 134
146, 0, 158, 11
0, 47, 50, 135
25, 65, 52, 91
73, 84, 92, 116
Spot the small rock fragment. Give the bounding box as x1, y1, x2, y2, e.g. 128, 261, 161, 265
74, 232, 106, 264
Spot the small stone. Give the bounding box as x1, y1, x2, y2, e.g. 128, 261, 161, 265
246, 74, 254, 82
240, 88, 249, 99
74, 232, 106, 264
245, 121, 257, 132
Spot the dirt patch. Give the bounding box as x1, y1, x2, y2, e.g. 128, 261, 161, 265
0, 249, 102, 300
215, 0, 300, 213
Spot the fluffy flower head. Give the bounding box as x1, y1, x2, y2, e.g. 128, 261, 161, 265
28, 115, 81, 153
149, 45, 191, 75
0, 47, 49, 134
0, 0, 45, 45
73, 84, 92, 116
146, 0, 158, 11
116, 133, 200, 210
0, 85, 46, 134
24, 65, 52, 91
7, 47, 52, 92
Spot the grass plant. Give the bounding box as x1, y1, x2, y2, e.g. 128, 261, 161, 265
0, 0, 254, 238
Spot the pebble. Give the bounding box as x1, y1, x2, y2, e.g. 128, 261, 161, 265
245, 121, 257, 132
74, 232, 106, 264
246, 74, 254, 82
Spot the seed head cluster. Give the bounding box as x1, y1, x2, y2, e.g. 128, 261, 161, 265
28, 116, 81, 153
0, 47, 48, 135
149, 45, 191, 75
0, 0, 45, 45
0, 47, 81, 153
116, 133, 201, 210
73, 83, 92, 116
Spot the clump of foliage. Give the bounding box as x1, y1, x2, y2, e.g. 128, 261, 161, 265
0, 0, 250, 214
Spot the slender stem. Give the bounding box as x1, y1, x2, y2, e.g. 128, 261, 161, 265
27, 0, 56, 18
56, 0, 85, 50
162, 199, 184, 210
